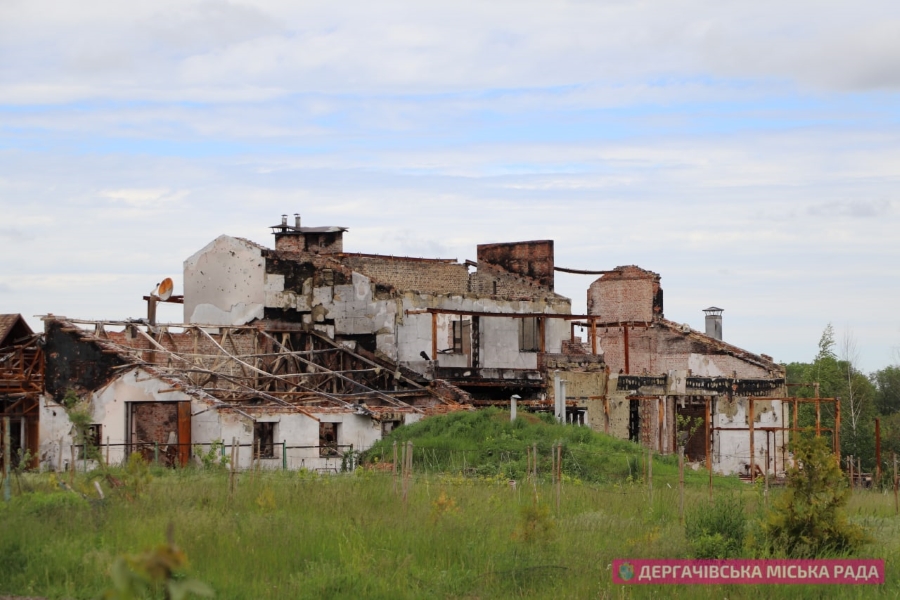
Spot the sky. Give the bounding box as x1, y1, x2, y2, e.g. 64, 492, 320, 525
1, 0, 899, 372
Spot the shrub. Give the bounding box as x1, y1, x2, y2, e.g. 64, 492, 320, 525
685, 494, 746, 558
760, 434, 870, 557
193, 439, 229, 470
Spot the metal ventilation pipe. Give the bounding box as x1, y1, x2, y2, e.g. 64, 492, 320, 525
281, 214, 287, 226
703, 307, 723, 341
295, 214, 301, 228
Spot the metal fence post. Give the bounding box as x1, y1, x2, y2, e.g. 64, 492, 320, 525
282, 440, 287, 471
154, 441, 159, 466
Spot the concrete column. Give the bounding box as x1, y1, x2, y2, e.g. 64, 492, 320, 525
510, 395, 520, 422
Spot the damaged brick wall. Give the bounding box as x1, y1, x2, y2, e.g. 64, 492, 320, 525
587, 266, 662, 323
476, 240, 554, 290
429, 379, 475, 405
106, 327, 262, 366
274, 232, 344, 254
337, 255, 469, 295
468, 263, 561, 300
599, 324, 780, 378
131, 402, 178, 444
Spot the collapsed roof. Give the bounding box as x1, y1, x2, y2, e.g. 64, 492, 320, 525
42, 316, 471, 421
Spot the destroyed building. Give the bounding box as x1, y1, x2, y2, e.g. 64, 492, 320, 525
37, 316, 465, 472
0, 314, 42, 469
585, 266, 789, 475
182, 216, 595, 405
27, 215, 794, 476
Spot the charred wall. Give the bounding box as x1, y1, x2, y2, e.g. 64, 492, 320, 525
43, 322, 125, 401
477, 240, 554, 290
275, 232, 344, 254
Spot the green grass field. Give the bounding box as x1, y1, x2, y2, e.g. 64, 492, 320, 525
2, 411, 898, 599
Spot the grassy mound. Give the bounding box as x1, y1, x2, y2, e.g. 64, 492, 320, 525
365, 407, 715, 485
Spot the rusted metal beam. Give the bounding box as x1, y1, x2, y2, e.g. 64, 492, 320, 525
816, 398, 821, 436
706, 398, 712, 500
141, 295, 185, 304
713, 426, 834, 433
431, 312, 438, 363
539, 317, 546, 354
749, 398, 755, 479
623, 325, 630, 374
835, 398, 841, 459
658, 397, 664, 453
411, 308, 653, 327
441, 380, 544, 388
553, 266, 622, 275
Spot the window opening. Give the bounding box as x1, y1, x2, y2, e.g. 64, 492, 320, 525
519, 317, 540, 352
319, 422, 340, 457
254, 422, 276, 459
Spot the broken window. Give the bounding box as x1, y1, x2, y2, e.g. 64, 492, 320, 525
79, 424, 102, 459
381, 420, 401, 436
319, 422, 340, 457
519, 317, 541, 352
254, 422, 276, 459
452, 320, 463, 353
451, 319, 472, 354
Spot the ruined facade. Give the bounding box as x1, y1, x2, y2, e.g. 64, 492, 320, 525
37, 316, 466, 472
586, 266, 788, 475
28, 216, 793, 476
0, 314, 42, 469
183, 222, 574, 402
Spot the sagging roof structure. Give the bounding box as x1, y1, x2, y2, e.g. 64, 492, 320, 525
41, 316, 470, 422
0, 314, 42, 468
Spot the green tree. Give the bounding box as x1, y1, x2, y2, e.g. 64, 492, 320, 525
761, 434, 869, 557
784, 325, 878, 470
873, 365, 900, 415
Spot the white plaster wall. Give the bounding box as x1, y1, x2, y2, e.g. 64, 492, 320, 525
210, 410, 387, 472
37, 367, 207, 470
481, 316, 539, 369
713, 398, 785, 475
396, 295, 571, 370
38, 395, 76, 471
183, 235, 266, 325
688, 354, 726, 377
36, 365, 399, 473
277, 412, 382, 472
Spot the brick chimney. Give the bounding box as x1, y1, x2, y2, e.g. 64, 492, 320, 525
270, 214, 347, 254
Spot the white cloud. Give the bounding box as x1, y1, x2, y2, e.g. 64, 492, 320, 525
1, 0, 900, 373
102, 188, 187, 208
2, 0, 900, 104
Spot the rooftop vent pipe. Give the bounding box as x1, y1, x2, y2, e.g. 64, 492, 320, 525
703, 307, 723, 341
295, 214, 301, 228
281, 214, 287, 227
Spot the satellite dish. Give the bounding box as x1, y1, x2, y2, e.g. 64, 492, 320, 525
156, 278, 174, 301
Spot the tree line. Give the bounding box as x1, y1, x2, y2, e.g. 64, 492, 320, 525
784, 323, 900, 474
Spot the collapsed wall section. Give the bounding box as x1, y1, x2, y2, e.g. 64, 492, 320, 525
476, 240, 554, 290
337, 255, 469, 295
588, 266, 662, 323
